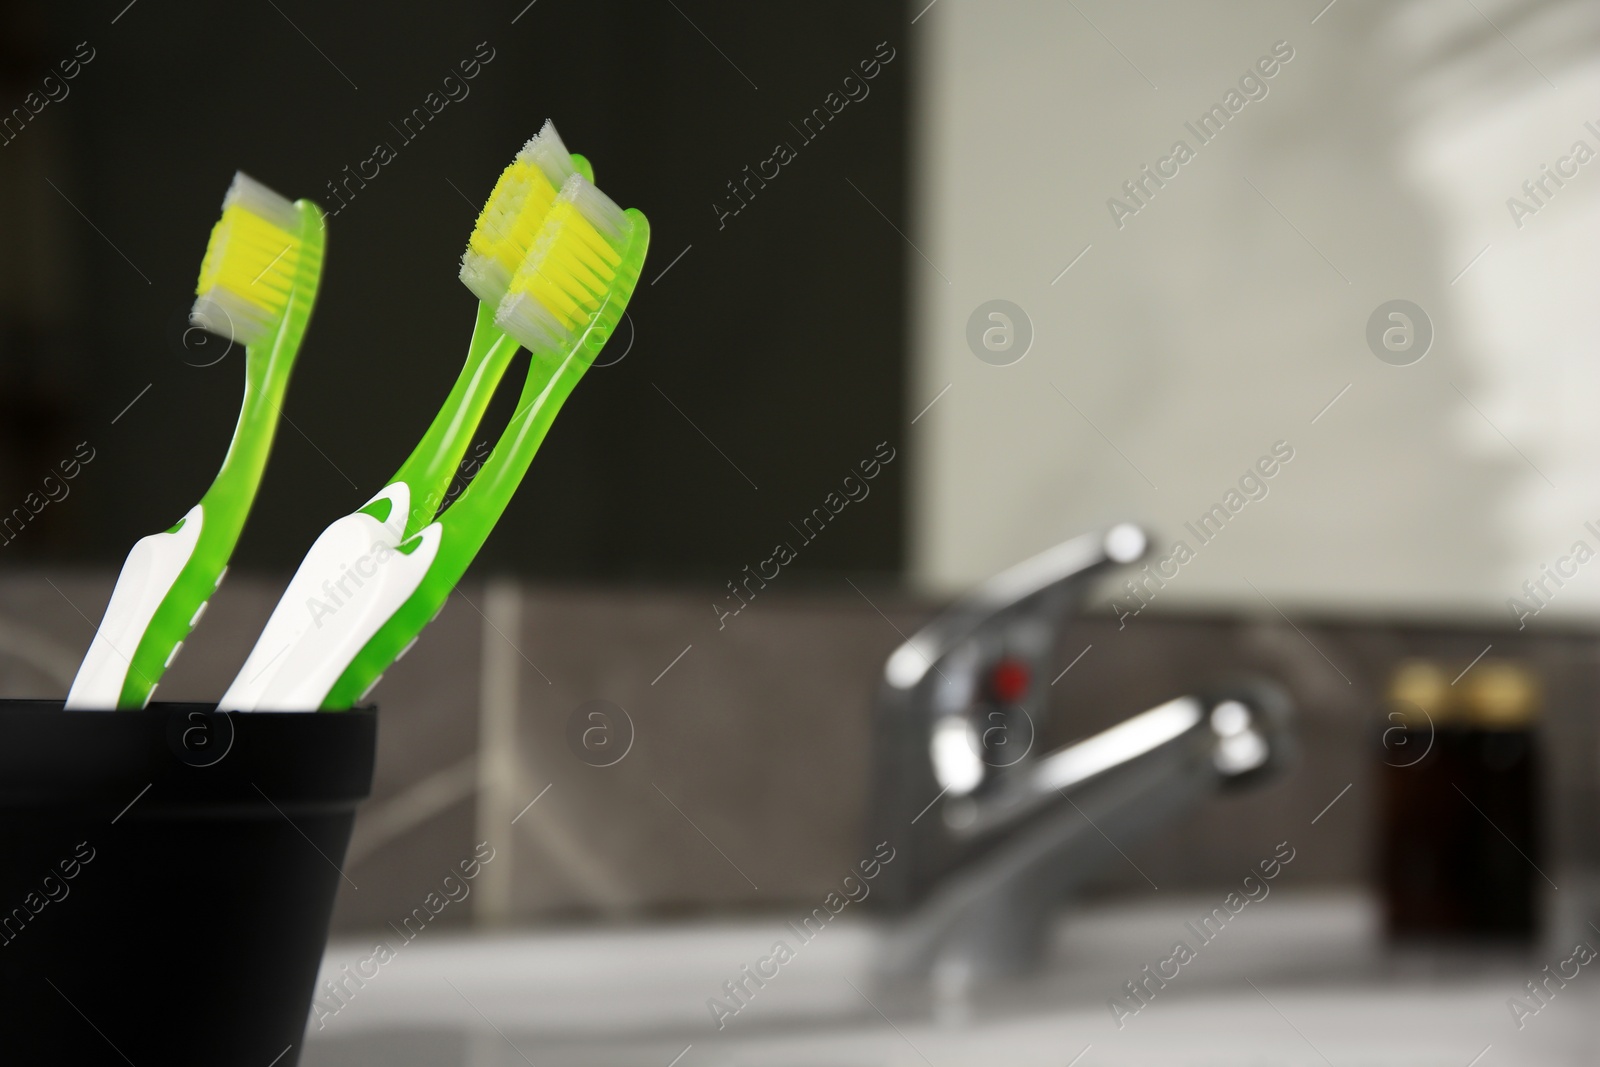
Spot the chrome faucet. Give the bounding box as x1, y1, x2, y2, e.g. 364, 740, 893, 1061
868, 525, 1293, 980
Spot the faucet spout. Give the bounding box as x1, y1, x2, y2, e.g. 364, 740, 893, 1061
866, 526, 1294, 980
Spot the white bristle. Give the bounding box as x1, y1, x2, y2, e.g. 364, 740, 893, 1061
458, 258, 502, 309
222, 171, 300, 234
518, 120, 577, 187
189, 172, 303, 347
557, 173, 627, 243
495, 294, 569, 353
191, 291, 275, 347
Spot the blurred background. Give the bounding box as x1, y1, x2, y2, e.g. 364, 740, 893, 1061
5, 0, 1600, 1063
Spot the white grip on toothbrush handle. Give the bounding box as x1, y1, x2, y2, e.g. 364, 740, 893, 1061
65, 504, 204, 710
219, 484, 437, 711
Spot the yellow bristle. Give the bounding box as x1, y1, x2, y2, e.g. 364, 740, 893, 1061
459, 121, 579, 307
494, 176, 629, 354
191, 173, 304, 347
196, 207, 299, 310
462, 160, 562, 300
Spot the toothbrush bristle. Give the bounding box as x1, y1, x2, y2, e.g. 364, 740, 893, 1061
493, 173, 630, 354
518, 120, 578, 187
460, 120, 578, 307
190, 172, 306, 347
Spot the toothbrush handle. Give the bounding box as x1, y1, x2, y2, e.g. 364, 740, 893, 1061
66, 209, 324, 709
66, 337, 288, 710
386, 303, 521, 539
217, 484, 417, 712
370, 152, 594, 539
321, 349, 589, 710
226, 348, 590, 713
218, 304, 519, 710
320, 210, 651, 710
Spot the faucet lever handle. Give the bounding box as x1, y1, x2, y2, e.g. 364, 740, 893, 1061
883, 524, 1148, 692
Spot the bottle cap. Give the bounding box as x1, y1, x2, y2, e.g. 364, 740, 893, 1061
1461, 661, 1539, 728
1386, 659, 1457, 724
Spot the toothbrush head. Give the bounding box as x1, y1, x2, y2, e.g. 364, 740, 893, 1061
190, 172, 314, 347
493, 173, 638, 360
460, 119, 580, 307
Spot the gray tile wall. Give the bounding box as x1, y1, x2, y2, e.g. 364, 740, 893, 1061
0, 571, 1594, 941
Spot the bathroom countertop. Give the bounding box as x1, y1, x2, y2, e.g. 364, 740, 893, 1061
305, 890, 1598, 1066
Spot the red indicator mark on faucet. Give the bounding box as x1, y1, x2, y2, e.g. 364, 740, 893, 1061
989, 659, 1031, 703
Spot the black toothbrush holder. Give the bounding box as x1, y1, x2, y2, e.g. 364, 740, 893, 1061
0, 700, 375, 1066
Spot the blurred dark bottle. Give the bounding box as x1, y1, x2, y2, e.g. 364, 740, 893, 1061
1379, 659, 1540, 942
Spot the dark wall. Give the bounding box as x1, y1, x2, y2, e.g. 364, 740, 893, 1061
0, 0, 908, 583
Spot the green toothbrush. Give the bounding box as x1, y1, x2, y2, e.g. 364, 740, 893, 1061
390, 122, 595, 538
66, 173, 325, 709
322, 184, 650, 709
221, 131, 642, 711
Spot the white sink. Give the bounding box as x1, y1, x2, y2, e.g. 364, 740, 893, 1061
303, 891, 1600, 1066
